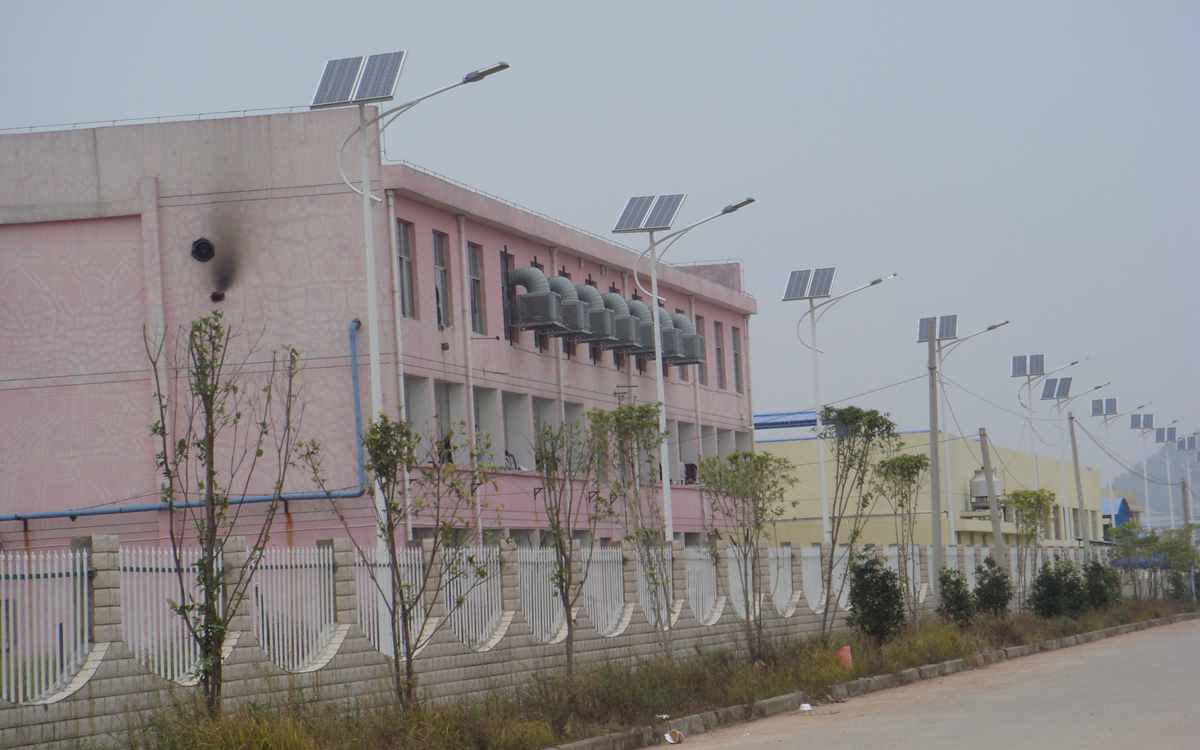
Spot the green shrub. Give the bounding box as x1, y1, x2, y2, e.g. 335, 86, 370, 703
974, 556, 1013, 617
937, 567, 976, 627
1029, 560, 1088, 619
845, 554, 905, 643
1167, 570, 1189, 600
1084, 560, 1121, 608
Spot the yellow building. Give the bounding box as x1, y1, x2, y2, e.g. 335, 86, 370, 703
758, 430, 1105, 550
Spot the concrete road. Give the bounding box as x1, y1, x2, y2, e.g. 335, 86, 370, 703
685, 620, 1199, 750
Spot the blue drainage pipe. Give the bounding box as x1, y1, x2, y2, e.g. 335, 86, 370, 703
0, 320, 369, 524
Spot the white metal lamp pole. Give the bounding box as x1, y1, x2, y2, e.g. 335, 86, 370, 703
793, 274, 897, 546
632, 199, 754, 542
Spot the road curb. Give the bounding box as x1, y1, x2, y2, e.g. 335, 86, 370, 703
551, 611, 1199, 749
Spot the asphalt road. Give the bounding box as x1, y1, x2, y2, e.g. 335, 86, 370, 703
685, 619, 1199, 750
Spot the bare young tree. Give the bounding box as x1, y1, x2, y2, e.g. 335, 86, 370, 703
819, 405, 898, 638
699, 451, 796, 662
145, 311, 304, 717
590, 403, 674, 659
1008, 488, 1054, 609
533, 413, 614, 675
874, 452, 930, 627
300, 418, 492, 709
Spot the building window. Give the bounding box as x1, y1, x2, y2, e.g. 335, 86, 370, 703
536, 332, 548, 352
636, 356, 647, 375
714, 321, 726, 389
589, 344, 601, 365
731, 325, 743, 394
396, 220, 415, 318
468, 242, 485, 335
564, 338, 576, 358
433, 231, 452, 328
614, 351, 625, 370
695, 315, 707, 385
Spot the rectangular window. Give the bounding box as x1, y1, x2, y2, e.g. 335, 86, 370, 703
432, 231, 452, 327
468, 242, 485, 334
695, 315, 707, 385
714, 321, 726, 389
731, 325, 743, 394
396, 220, 415, 318
636, 356, 646, 375
589, 344, 601, 365
564, 338, 576, 358
614, 351, 625, 370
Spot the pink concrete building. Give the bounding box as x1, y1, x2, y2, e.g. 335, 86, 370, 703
0, 108, 756, 551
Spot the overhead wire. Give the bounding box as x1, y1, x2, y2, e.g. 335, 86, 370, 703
1074, 419, 1176, 487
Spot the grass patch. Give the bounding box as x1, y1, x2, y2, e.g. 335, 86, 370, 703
126, 599, 1194, 750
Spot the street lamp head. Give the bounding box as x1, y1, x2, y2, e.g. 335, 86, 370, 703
721, 197, 755, 214
869, 273, 899, 286
986, 320, 1011, 331
463, 62, 510, 83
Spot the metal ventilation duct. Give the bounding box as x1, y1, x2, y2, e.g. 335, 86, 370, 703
547, 275, 589, 337
656, 307, 685, 360
603, 292, 641, 351
575, 284, 617, 344
509, 265, 565, 332
626, 298, 657, 354
671, 311, 705, 365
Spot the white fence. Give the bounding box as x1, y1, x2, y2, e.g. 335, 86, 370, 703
0, 549, 90, 704
354, 546, 426, 655
682, 548, 719, 625
583, 547, 625, 636
635, 546, 673, 629
250, 546, 336, 672
118, 547, 220, 683
443, 546, 503, 650
725, 548, 760, 620
768, 546, 794, 615
517, 547, 565, 643
800, 546, 824, 612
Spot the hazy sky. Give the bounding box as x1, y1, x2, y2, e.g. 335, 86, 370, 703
3, 1, 1198, 483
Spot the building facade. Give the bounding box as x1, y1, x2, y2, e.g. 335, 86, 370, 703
0, 108, 757, 551
759, 430, 1107, 550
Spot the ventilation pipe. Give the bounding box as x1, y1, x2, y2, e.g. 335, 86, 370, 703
656, 307, 685, 360
672, 312, 705, 365
508, 265, 564, 331
604, 292, 640, 350
547, 275, 589, 336
576, 284, 617, 343
626, 298, 656, 354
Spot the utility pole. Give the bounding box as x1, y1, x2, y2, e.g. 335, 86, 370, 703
1067, 412, 1090, 561
1183, 478, 1195, 600
979, 428, 1009, 570
926, 318, 943, 596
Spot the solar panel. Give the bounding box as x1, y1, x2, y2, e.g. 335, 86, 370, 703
1091, 399, 1103, 417
1041, 378, 1058, 400
917, 317, 936, 343
1055, 377, 1072, 400
809, 267, 837, 298
1167, 427, 1177, 443
782, 270, 812, 301
312, 56, 364, 108
1029, 354, 1045, 376
1104, 398, 1117, 416
642, 194, 687, 231
1131, 414, 1142, 429
937, 314, 959, 340
1143, 414, 1154, 429
353, 51, 406, 102
1011, 355, 1028, 378
1156, 428, 1166, 444
613, 196, 656, 233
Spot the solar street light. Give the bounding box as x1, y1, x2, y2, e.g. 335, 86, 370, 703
782, 268, 897, 547
613, 193, 755, 542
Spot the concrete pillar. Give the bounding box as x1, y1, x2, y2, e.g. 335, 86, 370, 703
333, 537, 357, 626
222, 537, 250, 637
88, 535, 121, 645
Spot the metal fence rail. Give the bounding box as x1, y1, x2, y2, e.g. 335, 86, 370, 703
443, 545, 502, 650
118, 547, 219, 683
635, 546, 673, 629
355, 545, 427, 655
517, 547, 565, 643
683, 548, 718, 624
0, 549, 90, 704
583, 547, 624, 636
250, 546, 336, 672
768, 546, 793, 615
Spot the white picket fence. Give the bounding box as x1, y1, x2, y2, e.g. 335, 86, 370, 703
354, 545, 427, 655
0, 549, 90, 704
583, 547, 624, 636
636, 546, 673, 628
682, 548, 719, 624
250, 546, 336, 672
118, 547, 221, 683
443, 545, 503, 650
517, 546, 565, 642
800, 545, 825, 611
768, 546, 794, 615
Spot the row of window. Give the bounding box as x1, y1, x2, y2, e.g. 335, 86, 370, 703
396, 220, 745, 393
